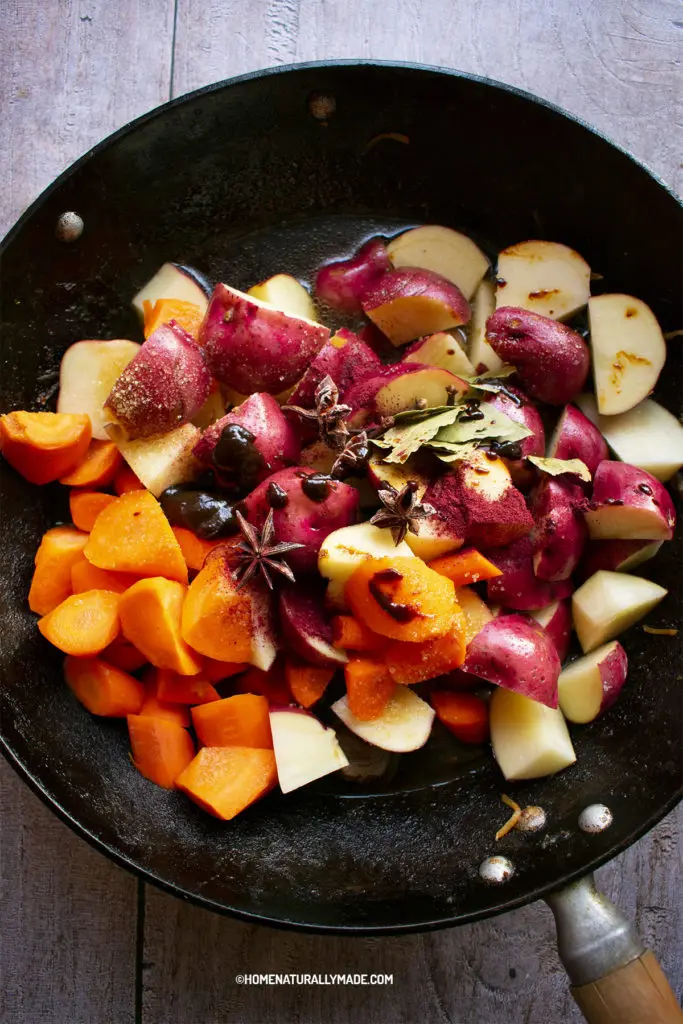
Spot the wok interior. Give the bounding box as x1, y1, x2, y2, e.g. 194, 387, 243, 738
0, 64, 681, 931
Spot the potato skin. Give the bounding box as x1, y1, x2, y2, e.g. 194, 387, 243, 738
463, 613, 561, 708
486, 306, 589, 404
549, 404, 608, 476
487, 535, 573, 610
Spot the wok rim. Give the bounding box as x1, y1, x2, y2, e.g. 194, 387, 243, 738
1, 59, 681, 935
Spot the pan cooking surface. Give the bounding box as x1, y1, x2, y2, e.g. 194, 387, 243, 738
0, 63, 681, 932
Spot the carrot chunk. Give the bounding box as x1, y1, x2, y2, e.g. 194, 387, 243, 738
181, 551, 252, 663
38, 589, 120, 656
0, 411, 91, 485
113, 464, 144, 495
234, 664, 291, 705
127, 715, 195, 789
172, 526, 222, 571
155, 668, 220, 704
139, 669, 190, 726
284, 659, 334, 709
84, 490, 187, 583
28, 525, 88, 615
60, 439, 122, 488
176, 746, 277, 819
345, 556, 457, 641
430, 690, 490, 744
191, 694, 272, 748
64, 655, 145, 716
143, 298, 204, 340
384, 627, 467, 686
202, 657, 249, 683
331, 615, 387, 653
119, 578, 202, 675
344, 657, 396, 721
69, 490, 118, 532
429, 547, 503, 586
71, 556, 138, 595
102, 638, 148, 672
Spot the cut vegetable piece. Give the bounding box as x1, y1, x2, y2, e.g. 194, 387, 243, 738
331, 687, 435, 752
176, 746, 277, 819
0, 411, 91, 485
103, 639, 148, 673
584, 461, 675, 541
463, 614, 561, 708
489, 687, 576, 781
578, 539, 663, 580
191, 694, 272, 747
201, 657, 249, 683
495, 240, 590, 320
588, 295, 666, 415
142, 297, 204, 339
57, 339, 140, 440
402, 330, 475, 377
60, 439, 122, 488
558, 641, 628, 724
429, 547, 502, 586
344, 657, 396, 720
235, 664, 291, 705
71, 557, 138, 595
284, 659, 334, 708
318, 522, 416, 609
454, 586, 494, 648
116, 423, 200, 499
139, 684, 190, 727
155, 669, 220, 704
172, 527, 222, 571
248, 274, 317, 321
127, 714, 195, 789
361, 267, 470, 346
314, 239, 391, 316
547, 404, 608, 478
132, 262, 210, 319
64, 656, 145, 717
84, 490, 188, 583
28, 526, 88, 616
278, 586, 347, 668
269, 709, 349, 793
571, 570, 667, 653
528, 599, 572, 662
430, 690, 489, 744
346, 364, 469, 426
467, 279, 503, 374
119, 578, 202, 675
384, 624, 467, 685
113, 465, 144, 495
38, 590, 120, 657
387, 225, 489, 300
576, 394, 683, 483
69, 490, 117, 532
345, 556, 457, 642
487, 535, 573, 611
331, 615, 387, 653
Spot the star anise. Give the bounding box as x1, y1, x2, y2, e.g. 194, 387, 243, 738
232, 510, 304, 589
283, 375, 352, 450
369, 481, 436, 546
331, 430, 370, 479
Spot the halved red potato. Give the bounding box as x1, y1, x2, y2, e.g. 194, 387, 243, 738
588, 294, 666, 415
558, 641, 628, 724
386, 225, 489, 300
361, 268, 470, 346
495, 240, 590, 320
584, 461, 675, 541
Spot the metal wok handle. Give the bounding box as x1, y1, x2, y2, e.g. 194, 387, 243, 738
545, 874, 682, 1023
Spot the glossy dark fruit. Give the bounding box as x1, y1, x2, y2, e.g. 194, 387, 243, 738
159, 486, 242, 538
211, 423, 265, 493
300, 472, 332, 502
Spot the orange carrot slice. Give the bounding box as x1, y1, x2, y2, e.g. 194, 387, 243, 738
429, 547, 502, 586
345, 556, 457, 641
202, 657, 249, 683
59, 439, 122, 488
155, 668, 220, 705
38, 589, 120, 656
28, 525, 88, 615
430, 690, 490, 744
119, 578, 202, 675
71, 556, 138, 595
344, 657, 396, 721
113, 464, 144, 495
234, 664, 291, 705
143, 298, 204, 339
102, 638, 148, 673
384, 626, 467, 686
172, 526, 222, 571
176, 746, 277, 819
284, 659, 334, 709
330, 615, 387, 653
127, 715, 195, 789
0, 411, 91, 485
84, 490, 187, 583
69, 490, 118, 532
139, 669, 191, 726
191, 694, 272, 748
181, 551, 252, 663
64, 655, 145, 716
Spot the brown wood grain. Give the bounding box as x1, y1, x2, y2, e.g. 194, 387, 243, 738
0, 1, 681, 1023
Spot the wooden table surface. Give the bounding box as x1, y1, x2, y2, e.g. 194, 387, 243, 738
1, 2, 681, 1022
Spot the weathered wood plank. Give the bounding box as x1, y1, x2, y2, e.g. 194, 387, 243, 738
0, 2, 175, 1022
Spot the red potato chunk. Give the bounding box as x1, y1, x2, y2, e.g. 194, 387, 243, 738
243, 467, 360, 574
548, 404, 609, 476
485, 307, 590, 405
463, 613, 561, 708
104, 323, 212, 440
199, 283, 329, 394
287, 330, 381, 413
314, 238, 391, 315
585, 461, 676, 541
344, 364, 468, 427
487, 535, 573, 610
361, 267, 470, 346
530, 476, 588, 581
278, 583, 347, 668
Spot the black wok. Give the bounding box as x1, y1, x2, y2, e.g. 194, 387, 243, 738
0, 61, 681, 1017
